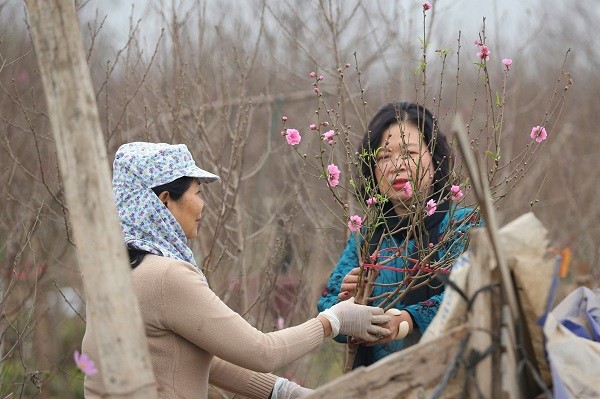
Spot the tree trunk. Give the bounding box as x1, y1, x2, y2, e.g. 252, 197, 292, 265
24, 1, 158, 397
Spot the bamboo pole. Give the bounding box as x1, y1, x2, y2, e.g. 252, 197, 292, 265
24, 1, 158, 397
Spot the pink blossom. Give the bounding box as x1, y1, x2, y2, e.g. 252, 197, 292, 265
403, 181, 413, 197
16, 70, 29, 83
450, 185, 464, 201
477, 45, 490, 61
327, 164, 340, 187
474, 39, 483, 47
309, 123, 317, 131
366, 197, 377, 206
314, 87, 320, 94
323, 129, 335, 144
502, 58, 513, 69
426, 199, 437, 216
285, 129, 301, 145
74, 351, 98, 376
319, 75, 324, 81
281, 116, 288, 122
348, 215, 363, 232
309, 71, 316, 78
530, 126, 548, 143
422, 2, 432, 11
277, 316, 285, 330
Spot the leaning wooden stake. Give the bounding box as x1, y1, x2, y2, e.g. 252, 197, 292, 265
467, 230, 494, 398
25, 1, 158, 397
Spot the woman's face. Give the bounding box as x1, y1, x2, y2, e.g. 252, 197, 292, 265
162, 180, 205, 239
374, 122, 435, 214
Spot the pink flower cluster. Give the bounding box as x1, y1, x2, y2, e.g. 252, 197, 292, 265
366, 197, 377, 206
74, 351, 98, 376
402, 181, 413, 197
530, 126, 548, 143
323, 130, 335, 145
348, 215, 363, 232
475, 40, 490, 61
327, 164, 340, 187
426, 199, 437, 216
285, 129, 301, 145
502, 58, 513, 69
450, 185, 464, 201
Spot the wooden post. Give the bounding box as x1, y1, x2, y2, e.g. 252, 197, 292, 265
24, 1, 158, 397
467, 230, 493, 398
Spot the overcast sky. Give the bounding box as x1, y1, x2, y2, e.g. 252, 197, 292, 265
89, 0, 538, 51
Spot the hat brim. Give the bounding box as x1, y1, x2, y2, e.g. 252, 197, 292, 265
185, 165, 220, 183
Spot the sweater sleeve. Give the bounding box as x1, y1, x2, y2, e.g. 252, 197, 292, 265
209, 356, 277, 399
159, 262, 325, 373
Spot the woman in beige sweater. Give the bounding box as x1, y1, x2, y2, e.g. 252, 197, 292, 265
82, 142, 391, 398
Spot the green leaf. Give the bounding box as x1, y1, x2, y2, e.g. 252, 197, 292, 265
495, 91, 501, 107
485, 150, 500, 161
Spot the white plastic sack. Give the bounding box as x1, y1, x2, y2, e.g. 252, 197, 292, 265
543, 286, 600, 399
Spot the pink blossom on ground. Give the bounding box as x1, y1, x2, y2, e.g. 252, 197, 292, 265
477, 45, 491, 61
426, 199, 437, 216
422, 2, 432, 11
323, 130, 335, 144
530, 126, 548, 143
309, 123, 317, 131
327, 164, 341, 187
285, 129, 301, 145
450, 185, 464, 201
277, 316, 285, 330
366, 197, 377, 206
502, 58, 513, 69
74, 351, 98, 376
309, 71, 316, 78
281, 116, 288, 122
403, 181, 413, 197
348, 215, 363, 232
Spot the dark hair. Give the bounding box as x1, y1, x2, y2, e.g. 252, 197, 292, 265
151, 176, 196, 200
358, 101, 451, 206
128, 176, 197, 267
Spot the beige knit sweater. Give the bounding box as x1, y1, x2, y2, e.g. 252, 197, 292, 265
82, 255, 324, 398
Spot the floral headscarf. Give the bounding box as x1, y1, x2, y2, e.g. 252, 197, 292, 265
112, 142, 219, 267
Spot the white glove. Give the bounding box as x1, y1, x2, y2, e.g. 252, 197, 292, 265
319, 297, 391, 342
271, 377, 313, 399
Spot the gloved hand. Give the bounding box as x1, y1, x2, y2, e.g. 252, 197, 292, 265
270, 377, 313, 399
319, 298, 391, 342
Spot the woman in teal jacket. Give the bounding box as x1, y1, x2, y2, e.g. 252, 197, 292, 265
317, 102, 480, 366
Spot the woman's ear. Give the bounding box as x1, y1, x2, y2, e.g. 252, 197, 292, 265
157, 191, 170, 208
